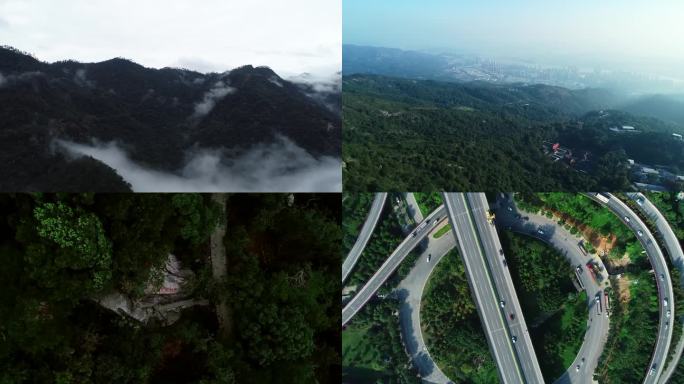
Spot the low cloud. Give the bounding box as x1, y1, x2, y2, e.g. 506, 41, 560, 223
54, 136, 341, 192
74, 68, 95, 87
193, 81, 235, 117
0, 71, 44, 87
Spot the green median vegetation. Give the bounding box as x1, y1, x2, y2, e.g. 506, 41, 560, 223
499, 231, 582, 380
433, 224, 452, 239
421, 250, 498, 383
412, 192, 443, 217
596, 271, 659, 383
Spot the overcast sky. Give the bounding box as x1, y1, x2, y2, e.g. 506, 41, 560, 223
0, 0, 340, 78
344, 0, 684, 78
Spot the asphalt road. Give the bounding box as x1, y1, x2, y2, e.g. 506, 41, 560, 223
397, 230, 456, 384
342, 193, 387, 283
494, 194, 610, 384
466, 193, 546, 384
589, 193, 674, 384
342, 204, 447, 326
444, 192, 544, 384
626, 192, 684, 384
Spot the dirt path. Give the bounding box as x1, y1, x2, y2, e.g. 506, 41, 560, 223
210, 194, 231, 338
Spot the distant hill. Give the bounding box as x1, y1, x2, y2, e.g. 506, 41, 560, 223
343, 44, 450, 79
618, 94, 684, 129
0, 46, 340, 191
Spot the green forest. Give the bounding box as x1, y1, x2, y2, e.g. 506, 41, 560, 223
412, 193, 442, 217
343, 75, 684, 191
344, 201, 404, 287
421, 250, 498, 383
596, 271, 659, 383
0, 193, 340, 384
499, 232, 584, 380
343, 299, 420, 384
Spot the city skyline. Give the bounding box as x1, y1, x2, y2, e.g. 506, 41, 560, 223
344, 0, 684, 80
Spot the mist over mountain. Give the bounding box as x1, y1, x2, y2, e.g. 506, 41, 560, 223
619, 94, 684, 128
0, 46, 341, 192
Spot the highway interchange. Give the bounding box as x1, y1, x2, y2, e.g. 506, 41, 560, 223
343, 192, 684, 383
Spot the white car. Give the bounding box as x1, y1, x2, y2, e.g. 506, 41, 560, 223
667, 310, 671, 318
624, 216, 630, 222
576, 365, 580, 372
637, 230, 643, 237
500, 300, 505, 308
664, 298, 668, 307
511, 336, 517, 343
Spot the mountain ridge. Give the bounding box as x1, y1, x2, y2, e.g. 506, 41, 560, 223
0, 46, 341, 191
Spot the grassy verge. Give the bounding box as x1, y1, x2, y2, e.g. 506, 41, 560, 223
413, 192, 443, 218
433, 224, 452, 239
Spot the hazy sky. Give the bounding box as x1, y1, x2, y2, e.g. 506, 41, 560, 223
344, 0, 684, 77
0, 0, 341, 77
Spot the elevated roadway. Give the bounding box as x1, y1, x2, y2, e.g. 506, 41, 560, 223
342, 193, 387, 283
444, 192, 544, 384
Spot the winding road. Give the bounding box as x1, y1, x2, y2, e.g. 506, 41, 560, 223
342, 205, 447, 326
396, 229, 456, 384
342, 193, 387, 283
626, 192, 684, 383
587, 193, 674, 384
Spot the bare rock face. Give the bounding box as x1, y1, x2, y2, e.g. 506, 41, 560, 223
95, 254, 207, 325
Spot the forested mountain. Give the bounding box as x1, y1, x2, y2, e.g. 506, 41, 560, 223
619, 94, 684, 127
343, 75, 684, 191
0, 46, 341, 191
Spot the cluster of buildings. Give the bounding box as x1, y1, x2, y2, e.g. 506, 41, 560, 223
608, 125, 640, 133
543, 141, 591, 169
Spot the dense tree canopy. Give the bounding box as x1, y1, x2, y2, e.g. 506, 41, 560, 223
0, 193, 340, 384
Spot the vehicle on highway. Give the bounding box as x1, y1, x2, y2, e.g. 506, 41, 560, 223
509, 313, 515, 320
667, 310, 671, 318
637, 196, 645, 206
595, 193, 610, 204
637, 230, 643, 237
500, 300, 505, 308
576, 365, 580, 372
507, 206, 513, 211
666, 321, 669, 330
661, 273, 665, 281
427, 254, 432, 263
664, 298, 668, 307
650, 365, 656, 375
499, 249, 504, 255
537, 228, 545, 235
576, 266, 582, 273
624, 216, 630, 222
503, 258, 507, 267
523, 216, 529, 221
511, 336, 517, 343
